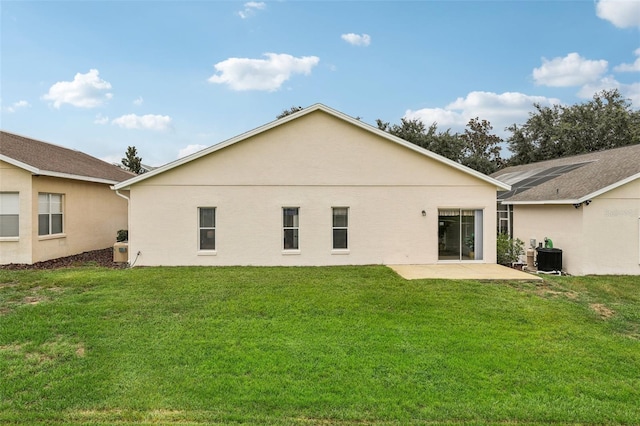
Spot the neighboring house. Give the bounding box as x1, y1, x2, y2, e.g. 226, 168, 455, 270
492, 144, 640, 275
114, 163, 157, 174
0, 131, 133, 265
113, 104, 509, 267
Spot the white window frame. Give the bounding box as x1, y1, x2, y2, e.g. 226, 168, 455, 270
0, 192, 19, 239
283, 207, 300, 252
332, 207, 349, 252
38, 193, 64, 237
198, 207, 216, 253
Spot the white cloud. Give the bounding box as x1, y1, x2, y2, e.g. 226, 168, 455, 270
112, 114, 172, 131
614, 48, 640, 72
533, 53, 608, 87
133, 96, 144, 106
42, 69, 113, 108
94, 113, 109, 125
341, 33, 371, 47
238, 1, 265, 19
178, 144, 208, 159
208, 53, 320, 91
577, 76, 640, 105
4, 100, 30, 113
596, 0, 640, 28
404, 91, 562, 136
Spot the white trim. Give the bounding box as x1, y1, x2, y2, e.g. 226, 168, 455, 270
502, 199, 580, 205
0, 237, 19, 242
38, 233, 66, 241
331, 249, 350, 255
113, 104, 511, 191
0, 154, 120, 185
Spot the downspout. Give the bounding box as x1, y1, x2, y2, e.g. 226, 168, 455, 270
113, 188, 129, 202
112, 187, 132, 264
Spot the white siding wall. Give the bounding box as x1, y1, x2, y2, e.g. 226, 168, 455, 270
582, 180, 640, 275
512, 178, 640, 275
127, 110, 499, 267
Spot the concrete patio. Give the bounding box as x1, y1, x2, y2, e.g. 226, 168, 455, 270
388, 264, 543, 281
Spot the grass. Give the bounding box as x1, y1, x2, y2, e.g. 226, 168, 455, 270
0, 266, 639, 425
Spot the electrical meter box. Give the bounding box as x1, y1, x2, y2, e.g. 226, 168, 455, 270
113, 242, 129, 263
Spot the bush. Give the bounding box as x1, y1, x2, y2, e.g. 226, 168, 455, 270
497, 233, 525, 265
116, 229, 128, 242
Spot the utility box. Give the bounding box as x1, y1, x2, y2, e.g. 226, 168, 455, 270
113, 242, 129, 263
536, 247, 562, 272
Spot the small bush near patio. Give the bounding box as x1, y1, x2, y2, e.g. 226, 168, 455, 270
0, 266, 638, 425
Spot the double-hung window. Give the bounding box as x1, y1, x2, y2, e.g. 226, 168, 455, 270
332, 207, 348, 250
199, 207, 216, 250
0, 192, 19, 238
283, 207, 299, 250
38, 193, 63, 236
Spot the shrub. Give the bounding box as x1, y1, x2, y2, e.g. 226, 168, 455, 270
497, 233, 525, 265
116, 229, 128, 242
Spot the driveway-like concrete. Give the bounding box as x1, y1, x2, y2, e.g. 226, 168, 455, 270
388, 264, 542, 281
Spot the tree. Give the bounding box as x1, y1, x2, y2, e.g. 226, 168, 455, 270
507, 89, 640, 165
122, 146, 144, 174
376, 117, 465, 163
276, 106, 304, 119
459, 117, 503, 175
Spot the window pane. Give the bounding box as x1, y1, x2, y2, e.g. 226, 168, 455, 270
333, 229, 348, 249
51, 214, 63, 234
200, 208, 215, 227
0, 215, 19, 237
38, 214, 49, 235
284, 229, 298, 250
50, 194, 62, 214
0, 193, 19, 214
283, 208, 299, 227
333, 208, 348, 227
438, 210, 460, 260
200, 229, 215, 250
38, 194, 49, 214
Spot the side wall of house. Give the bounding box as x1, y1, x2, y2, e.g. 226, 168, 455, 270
128, 111, 499, 266
0, 161, 33, 264
512, 204, 585, 275
581, 179, 640, 275
31, 176, 128, 263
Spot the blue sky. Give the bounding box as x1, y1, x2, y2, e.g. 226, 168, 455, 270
1, 0, 639, 166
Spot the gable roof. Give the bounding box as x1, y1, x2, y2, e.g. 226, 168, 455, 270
491, 143, 640, 204
0, 131, 135, 184
114, 104, 510, 191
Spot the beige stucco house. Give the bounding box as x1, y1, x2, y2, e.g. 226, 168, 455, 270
0, 131, 133, 265
114, 104, 509, 267
492, 144, 640, 275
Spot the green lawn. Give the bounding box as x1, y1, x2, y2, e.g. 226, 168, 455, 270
0, 266, 638, 425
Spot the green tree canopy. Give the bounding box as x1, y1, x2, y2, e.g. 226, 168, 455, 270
507, 89, 640, 166
122, 146, 144, 175
376, 118, 465, 163
376, 116, 502, 173
459, 117, 503, 175
276, 106, 304, 119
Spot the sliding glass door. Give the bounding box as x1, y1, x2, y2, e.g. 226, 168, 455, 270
438, 209, 483, 261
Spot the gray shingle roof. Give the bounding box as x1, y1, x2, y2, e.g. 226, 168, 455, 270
491, 144, 640, 203
0, 131, 134, 183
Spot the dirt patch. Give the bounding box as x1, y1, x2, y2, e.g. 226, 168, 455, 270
75, 345, 86, 357
22, 296, 45, 305
590, 303, 615, 319
0, 248, 124, 270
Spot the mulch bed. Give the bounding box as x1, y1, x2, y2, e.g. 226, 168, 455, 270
0, 248, 125, 270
